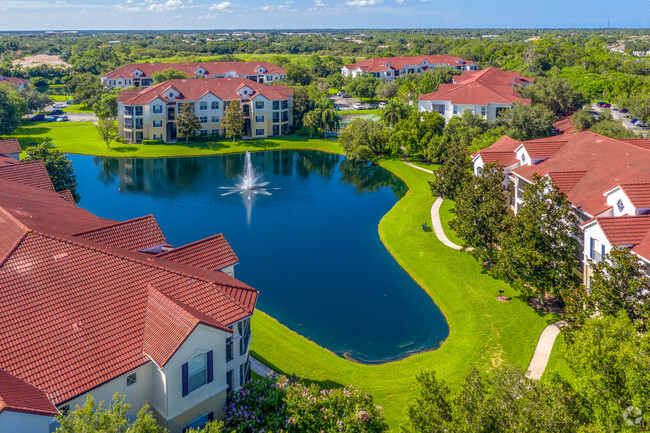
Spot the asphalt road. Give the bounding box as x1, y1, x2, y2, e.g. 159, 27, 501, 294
590, 103, 648, 137
26, 104, 98, 123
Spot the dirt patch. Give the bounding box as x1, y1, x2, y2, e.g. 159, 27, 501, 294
13, 55, 71, 69
528, 294, 564, 315
496, 296, 511, 302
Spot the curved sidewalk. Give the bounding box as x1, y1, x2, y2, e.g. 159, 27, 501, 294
431, 198, 463, 250
525, 321, 566, 380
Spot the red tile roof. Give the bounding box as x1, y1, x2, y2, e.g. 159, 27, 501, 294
472, 135, 521, 167
0, 76, 29, 86
58, 189, 76, 206
0, 139, 22, 155
619, 139, 650, 151
0, 178, 257, 406
0, 155, 19, 167
632, 231, 650, 262
73, 215, 166, 252
0, 160, 55, 192
103, 61, 286, 80
418, 67, 532, 105
547, 171, 587, 195
521, 139, 568, 160
0, 370, 58, 417
345, 55, 476, 73
117, 77, 292, 106
479, 151, 519, 166
156, 234, 238, 271
513, 132, 650, 216
594, 215, 650, 246
552, 116, 575, 135
619, 183, 650, 208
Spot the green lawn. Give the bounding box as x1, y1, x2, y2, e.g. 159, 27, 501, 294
6, 122, 560, 430
438, 199, 464, 247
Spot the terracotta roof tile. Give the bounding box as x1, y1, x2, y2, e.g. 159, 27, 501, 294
595, 215, 650, 246
472, 135, 520, 166
0, 76, 29, 86
632, 231, 650, 262
0, 160, 55, 192
0, 370, 58, 416
58, 189, 76, 206
552, 116, 575, 135
156, 234, 238, 271
479, 151, 519, 166
103, 61, 286, 80
522, 140, 567, 160
345, 55, 475, 73
0, 139, 21, 155
618, 183, 650, 208
547, 171, 587, 195
619, 139, 650, 151
73, 215, 166, 252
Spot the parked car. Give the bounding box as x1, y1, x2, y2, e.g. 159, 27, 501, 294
51, 109, 64, 115
362, 103, 371, 109
596, 102, 611, 108
369, 104, 379, 109
56, 116, 69, 122
53, 102, 67, 109
352, 103, 363, 110
30, 114, 45, 121
378, 102, 387, 108
46, 116, 58, 122
631, 118, 638, 124
337, 91, 349, 98
637, 122, 648, 128
621, 108, 629, 113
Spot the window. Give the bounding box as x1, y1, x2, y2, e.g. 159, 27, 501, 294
617, 199, 625, 212
255, 129, 265, 136
153, 134, 163, 140
281, 100, 288, 109
273, 101, 280, 110
226, 337, 233, 362
226, 370, 233, 392
281, 111, 289, 122
152, 105, 163, 114
199, 101, 208, 110
182, 351, 213, 396
211, 116, 219, 123
255, 101, 264, 109
135, 106, 143, 116
481, 106, 486, 116
239, 319, 250, 355
453, 105, 458, 115
211, 129, 219, 135
199, 116, 208, 124
273, 112, 280, 122
239, 362, 249, 386
135, 119, 143, 129
521, 153, 526, 163
153, 120, 162, 128
255, 115, 264, 123
200, 130, 208, 136
183, 413, 214, 433
273, 125, 280, 136
211, 101, 220, 110
124, 106, 133, 115
589, 237, 605, 263
126, 373, 137, 386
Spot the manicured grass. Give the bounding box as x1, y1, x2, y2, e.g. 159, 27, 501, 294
49, 95, 69, 102
7, 121, 342, 158
438, 199, 464, 247
63, 104, 94, 114
541, 333, 573, 383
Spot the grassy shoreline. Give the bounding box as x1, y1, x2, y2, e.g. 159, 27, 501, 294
5, 123, 559, 430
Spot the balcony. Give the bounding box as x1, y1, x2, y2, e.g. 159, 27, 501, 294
590, 250, 603, 263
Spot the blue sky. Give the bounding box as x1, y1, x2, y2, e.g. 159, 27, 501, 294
0, 0, 648, 30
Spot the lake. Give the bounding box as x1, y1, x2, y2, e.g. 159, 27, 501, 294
69, 150, 449, 363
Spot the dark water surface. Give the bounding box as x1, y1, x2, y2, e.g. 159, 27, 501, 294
69, 150, 449, 363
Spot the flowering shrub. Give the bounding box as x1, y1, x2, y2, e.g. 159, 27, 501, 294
225, 375, 387, 433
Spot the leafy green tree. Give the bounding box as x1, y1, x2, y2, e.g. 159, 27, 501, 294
451, 163, 508, 267
617, 93, 650, 124
302, 110, 320, 138
389, 111, 444, 159
56, 393, 162, 433
522, 77, 587, 115
428, 111, 488, 164
428, 139, 471, 201
93, 89, 121, 120
379, 99, 411, 128
286, 63, 313, 85
175, 103, 202, 143
326, 73, 344, 92
95, 119, 118, 150
340, 118, 391, 162
496, 175, 580, 304
498, 102, 556, 141
571, 108, 596, 131
66, 73, 106, 108
186, 421, 225, 433
222, 100, 245, 142
0, 83, 27, 134
589, 119, 636, 139
375, 80, 399, 100
152, 68, 190, 83
24, 142, 79, 202
346, 74, 379, 102
567, 313, 650, 431
319, 106, 339, 138
22, 87, 52, 112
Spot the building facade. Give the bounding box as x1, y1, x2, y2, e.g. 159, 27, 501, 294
341, 55, 477, 82
117, 77, 293, 143
102, 61, 286, 89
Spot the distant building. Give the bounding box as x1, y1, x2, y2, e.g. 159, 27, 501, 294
341, 55, 477, 82
116, 77, 293, 143
0, 139, 22, 160
418, 67, 533, 122
0, 75, 29, 90
102, 61, 286, 89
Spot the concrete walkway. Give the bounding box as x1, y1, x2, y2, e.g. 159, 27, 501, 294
250, 356, 276, 376
525, 321, 566, 380
431, 197, 463, 250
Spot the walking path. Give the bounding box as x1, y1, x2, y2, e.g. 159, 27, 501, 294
401, 158, 564, 381
525, 321, 566, 380
251, 356, 276, 376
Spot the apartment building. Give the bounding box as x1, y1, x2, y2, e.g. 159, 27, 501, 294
0, 158, 258, 433
418, 67, 534, 122
102, 61, 286, 89
116, 77, 293, 143
341, 55, 477, 82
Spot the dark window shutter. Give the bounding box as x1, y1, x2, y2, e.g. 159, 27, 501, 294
208, 412, 214, 422
182, 362, 189, 397
602, 244, 605, 258
207, 350, 213, 383
590, 238, 594, 259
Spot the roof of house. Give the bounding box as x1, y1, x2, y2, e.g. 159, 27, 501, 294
620, 138, 650, 151
0, 139, 22, 155
513, 132, 650, 216
0, 177, 257, 406
472, 135, 521, 167
619, 183, 650, 208
156, 234, 239, 271
591, 215, 650, 246
0, 370, 58, 417
552, 116, 575, 135
0, 76, 30, 86
418, 67, 532, 105
547, 171, 587, 195
117, 77, 293, 106
102, 61, 286, 80
344, 55, 475, 73
0, 160, 55, 192
73, 215, 167, 252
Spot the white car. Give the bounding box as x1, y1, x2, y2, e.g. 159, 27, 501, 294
352, 103, 363, 110
53, 102, 67, 109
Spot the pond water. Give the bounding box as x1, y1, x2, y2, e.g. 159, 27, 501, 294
69, 150, 448, 363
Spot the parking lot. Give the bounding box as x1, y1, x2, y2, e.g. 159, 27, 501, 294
590, 102, 648, 137
330, 93, 385, 111
27, 103, 98, 123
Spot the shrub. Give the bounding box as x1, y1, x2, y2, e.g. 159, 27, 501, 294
141, 139, 164, 145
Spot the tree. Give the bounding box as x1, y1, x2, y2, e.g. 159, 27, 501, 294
56, 393, 162, 433
175, 103, 202, 143
95, 120, 118, 149
302, 110, 320, 138
389, 111, 444, 160
495, 175, 580, 304
339, 118, 391, 162
0, 83, 27, 134
590, 119, 637, 139
222, 100, 244, 142
570, 108, 596, 131
346, 74, 379, 102
24, 142, 80, 202
451, 163, 508, 267
379, 100, 411, 128
375, 80, 399, 100
286, 63, 313, 85
319, 106, 339, 138
93, 89, 121, 120
326, 73, 344, 92
430, 110, 490, 163
66, 73, 106, 108
498, 102, 556, 141
152, 68, 190, 83
428, 139, 471, 201
22, 87, 52, 112
522, 77, 586, 115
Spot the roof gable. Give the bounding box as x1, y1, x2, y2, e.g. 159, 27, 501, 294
0, 370, 57, 417
73, 215, 167, 252
156, 234, 238, 271
0, 139, 22, 155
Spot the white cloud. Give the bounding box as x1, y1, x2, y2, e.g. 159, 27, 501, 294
260, 3, 297, 12
395, 0, 404, 4
308, 0, 327, 9
147, 0, 188, 11
113, 2, 141, 13
209, 1, 232, 12
345, 0, 382, 6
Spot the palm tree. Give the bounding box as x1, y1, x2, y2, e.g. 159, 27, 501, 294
320, 108, 340, 138
303, 110, 320, 138
380, 100, 412, 128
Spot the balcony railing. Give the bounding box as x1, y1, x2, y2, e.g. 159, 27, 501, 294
590, 250, 603, 262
